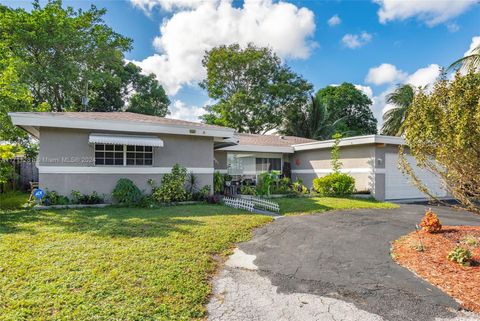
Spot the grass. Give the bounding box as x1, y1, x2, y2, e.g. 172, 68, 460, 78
0, 205, 272, 321
276, 196, 398, 215
0, 191, 29, 210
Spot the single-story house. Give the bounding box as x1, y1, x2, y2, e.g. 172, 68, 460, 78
9, 112, 447, 201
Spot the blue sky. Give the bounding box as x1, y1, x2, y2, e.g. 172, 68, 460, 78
3, 0, 480, 125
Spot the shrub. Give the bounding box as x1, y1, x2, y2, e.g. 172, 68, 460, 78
240, 185, 256, 196
152, 164, 188, 203
206, 194, 221, 204
312, 172, 355, 197
256, 171, 280, 196
186, 173, 199, 194
191, 185, 211, 201
462, 235, 479, 247
419, 209, 442, 233
213, 171, 224, 194
292, 178, 308, 194
272, 177, 291, 194
112, 178, 143, 205
70, 190, 104, 205
447, 246, 472, 266
44, 191, 69, 206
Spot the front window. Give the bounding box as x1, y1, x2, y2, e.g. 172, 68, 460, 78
95, 144, 153, 166
227, 153, 282, 176
256, 158, 281, 172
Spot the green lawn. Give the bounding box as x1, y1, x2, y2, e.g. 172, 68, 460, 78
0, 191, 29, 211
0, 205, 272, 321
276, 196, 398, 215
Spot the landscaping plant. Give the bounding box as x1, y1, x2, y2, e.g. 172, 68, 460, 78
152, 164, 188, 203
447, 246, 473, 266
400, 71, 480, 214
419, 208, 442, 233
240, 185, 256, 196
312, 133, 355, 197
213, 171, 224, 194
112, 178, 144, 205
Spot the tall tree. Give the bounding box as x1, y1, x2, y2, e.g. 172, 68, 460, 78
281, 96, 346, 140
315, 83, 377, 136
124, 63, 170, 117
200, 44, 313, 134
0, 0, 132, 112
381, 84, 414, 136
400, 71, 480, 214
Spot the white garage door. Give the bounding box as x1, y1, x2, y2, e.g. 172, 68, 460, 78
385, 153, 447, 200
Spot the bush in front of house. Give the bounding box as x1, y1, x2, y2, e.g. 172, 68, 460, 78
45, 190, 69, 206
312, 172, 355, 197
240, 185, 256, 196
70, 190, 104, 204
152, 164, 188, 203
112, 178, 144, 205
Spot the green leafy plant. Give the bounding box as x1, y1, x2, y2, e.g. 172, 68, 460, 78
69, 190, 104, 205
313, 172, 355, 197
292, 178, 309, 194
186, 172, 199, 195
272, 177, 291, 194
213, 171, 224, 194
447, 246, 473, 266
331, 133, 343, 173
112, 178, 144, 205
152, 164, 188, 203
256, 171, 280, 196
223, 173, 232, 182
44, 190, 69, 206
462, 235, 479, 247
240, 185, 256, 196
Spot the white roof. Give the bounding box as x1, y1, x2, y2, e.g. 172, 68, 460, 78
89, 133, 164, 147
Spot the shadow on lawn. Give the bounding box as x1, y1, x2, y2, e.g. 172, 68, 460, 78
0, 205, 249, 238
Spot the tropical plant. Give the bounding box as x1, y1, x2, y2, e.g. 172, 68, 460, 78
112, 178, 144, 205
213, 171, 224, 194
200, 43, 313, 134
331, 133, 343, 173
400, 71, 480, 214
448, 43, 480, 72
381, 84, 414, 136
281, 95, 347, 140
186, 172, 199, 195
240, 185, 256, 196
152, 164, 188, 203
256, 171, 280, 196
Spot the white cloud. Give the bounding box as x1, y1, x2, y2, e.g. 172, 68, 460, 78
354, 84, 373, 99
130, 0, 204, 12
131, 0, 316, 95
167, 99, 206, 122
447, 23, 460, 33
374, 0, 475, 27
327, 14, 341, 26
405, 64, 441, 87
341, 32, 372, 49
365, 63, 407, 85
464, 36, 480, 56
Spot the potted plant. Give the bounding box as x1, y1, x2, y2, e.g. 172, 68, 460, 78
223, 174, 232, 187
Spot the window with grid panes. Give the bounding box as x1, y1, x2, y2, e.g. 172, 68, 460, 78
94, 144, 153, 166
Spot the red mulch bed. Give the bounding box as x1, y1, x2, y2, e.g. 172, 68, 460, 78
392, 226, 480, 313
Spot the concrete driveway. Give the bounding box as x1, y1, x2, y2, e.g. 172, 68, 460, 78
208, 205, 480, 321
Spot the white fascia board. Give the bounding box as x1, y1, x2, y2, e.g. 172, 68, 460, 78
216, 144, 294, 154
8, 113, 235, 139
293, 135, 405, 151
38, 166, 214, 174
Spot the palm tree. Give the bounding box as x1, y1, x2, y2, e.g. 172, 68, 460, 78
381, 84, 414, 136
308, 96, 349, 140
448, 43, 480, 72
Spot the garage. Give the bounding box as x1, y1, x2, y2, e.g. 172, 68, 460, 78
385, 153, 447, 200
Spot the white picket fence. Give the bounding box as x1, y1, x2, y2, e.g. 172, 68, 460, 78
223, 197, 255, 212
223, 196, 280, 213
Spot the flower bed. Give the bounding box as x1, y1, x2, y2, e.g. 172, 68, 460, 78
392, 226, 480, 312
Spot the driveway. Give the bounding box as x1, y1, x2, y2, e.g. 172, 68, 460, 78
208, 204, 480, 321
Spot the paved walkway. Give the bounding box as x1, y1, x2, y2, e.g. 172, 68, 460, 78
208, 205, 480, 321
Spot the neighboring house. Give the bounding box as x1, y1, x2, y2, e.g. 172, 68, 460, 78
9, 112, 447, 201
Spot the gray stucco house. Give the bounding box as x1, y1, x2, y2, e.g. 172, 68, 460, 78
10, 112, 447, 201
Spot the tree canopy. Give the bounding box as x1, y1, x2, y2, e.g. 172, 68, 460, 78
0, 0, 170, 142
400, 71, 480, 214
200, 43, 313, 134
315, 83, 377, 136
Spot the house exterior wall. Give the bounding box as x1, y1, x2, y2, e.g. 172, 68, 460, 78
38, 127, 214, 200
214, 150, 228, 172
291, 145, 375, 192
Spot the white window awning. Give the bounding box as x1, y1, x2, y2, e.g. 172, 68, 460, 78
89, 133, 164, 147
